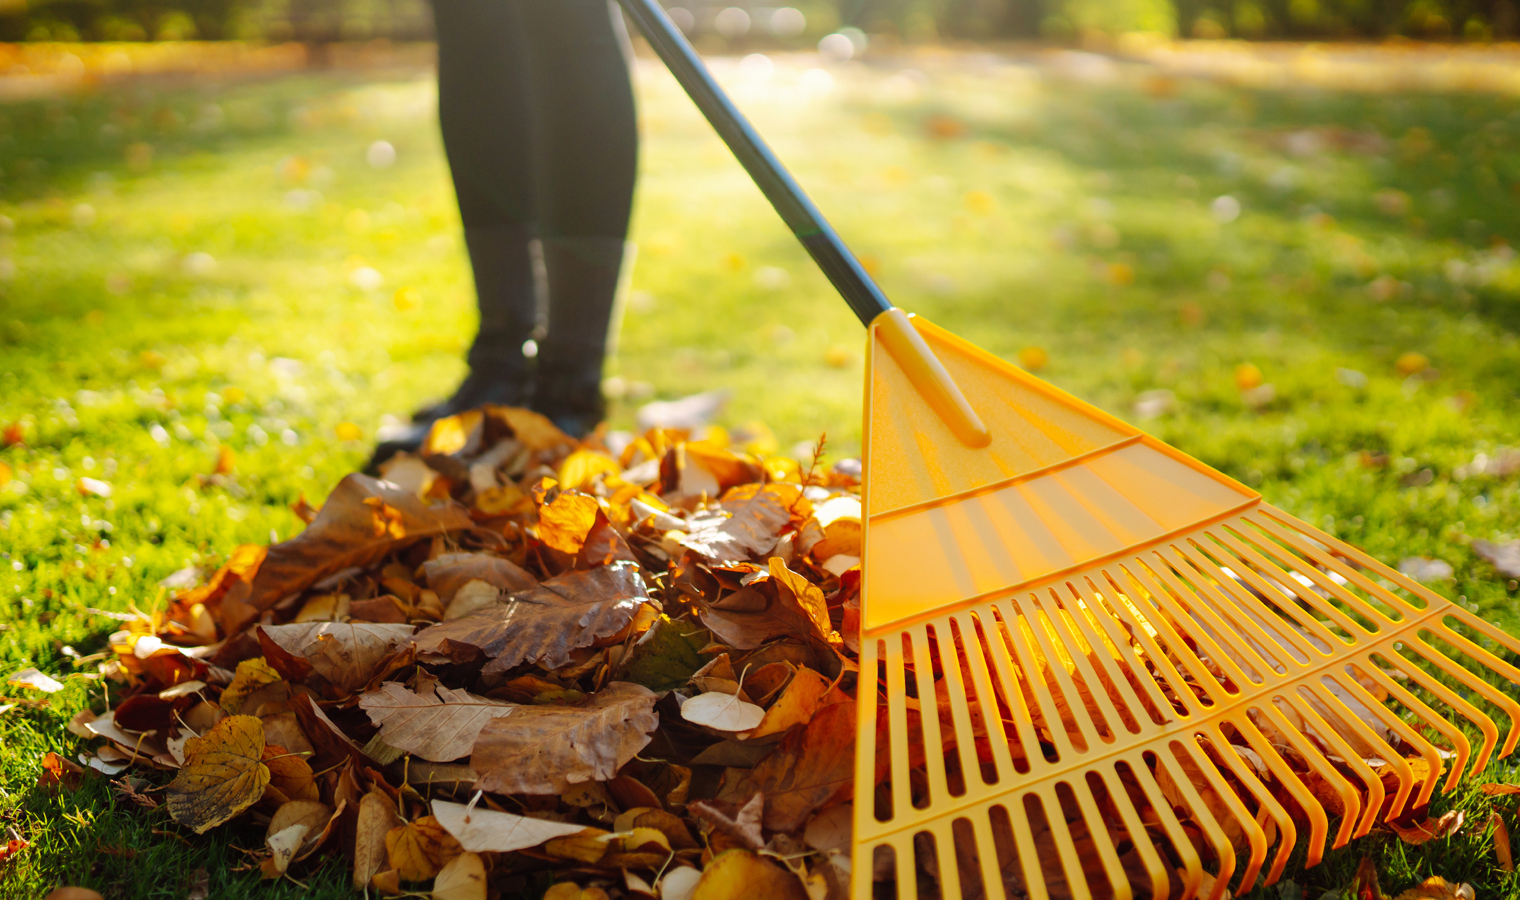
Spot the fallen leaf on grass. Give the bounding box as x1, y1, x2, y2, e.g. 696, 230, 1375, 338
38, 752, 85, 792
259, 622, 413, 694
1393, 878, 1475, 900
1391, 809, 1464, 845
471, 681, 658, 794
358, 682, 515, 762
231, 474, 471, 634
1491, 812, 1513, 872
1473, 539, 1520, 580
0, 838, 29, 864
166, 715, 270, 833
431, 800, 589, 852
413, 562, 648, 674
261, 822, 310, 878
8, 667, 64, 693
691, 849, 809, 900
724, 700, 853, 833
263, 745, 319, 802
1479, 784, 1520, 796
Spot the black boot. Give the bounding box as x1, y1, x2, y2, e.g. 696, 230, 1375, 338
531, 237, 626, 438
368, 225, 538, 472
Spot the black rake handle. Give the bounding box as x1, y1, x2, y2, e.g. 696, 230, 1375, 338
615, 0, 893, 327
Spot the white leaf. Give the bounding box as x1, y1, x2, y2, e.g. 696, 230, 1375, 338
680, 691, 765, 733
431, 800, 587, 853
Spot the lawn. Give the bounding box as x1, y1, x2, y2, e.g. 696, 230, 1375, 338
1, 41, 1519, 899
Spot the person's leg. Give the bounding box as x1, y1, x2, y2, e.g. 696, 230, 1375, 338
430, 0, 539, 414
519, 0, 639, 436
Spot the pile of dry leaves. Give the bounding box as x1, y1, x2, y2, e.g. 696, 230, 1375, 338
67, 406, 864, 899
52, 404, 1514, 900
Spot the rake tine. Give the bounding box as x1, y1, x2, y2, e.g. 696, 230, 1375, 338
1115, 559, 1248, 704
1206, 719, 1294, 891
1415, 621, 1520, 757
984, 603, 1050, 766
1371, 647, 1491, 785
908, 627, 952, 806
935, 618, 990, 789
1095, 569, 1218, 719
1223, 519, 1402, 630
1097, 764, 1169, 900
1010, 796, 1052, 900
1037, 787, 1097, 900
1175, 536, 1335, 666
1171, 737, 1254, 899
968, 811, 1009, 900
1325, 668, 1447, 813
1068, 773, 1132, 900
1066, 578, 1169, 733
956, 611, 1020, 780
1207, 524, 1374, 644
1230, 713, 1315, 874
1259, 699, 1364, 850
1126, 752, 1206, 900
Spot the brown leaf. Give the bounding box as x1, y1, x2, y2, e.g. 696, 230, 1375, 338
1392, 878, 1475, 900
691, 849, 809, 900
765, 558, 838, 645
263, 743, 319, 802
230, 474, 471, 634
678, 484, 798, 564
698, 583, 817, 651
355, 791, 402, 890
423, 553, 535, 605
412, 562, 649, 674
471, 682, 659, 794
690, 794, 764, 850
166, 715, 270, 834
385, 815, 461, 882
258, 623, 414, 695
431, 799, 588, 852
1479, 784, 1520, 796
1391, 809, 1465, 845
358, 682, 515, 762
292, 692, 374, 771
724, 700, 853, 833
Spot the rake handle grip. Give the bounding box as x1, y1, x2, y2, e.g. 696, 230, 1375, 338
615, 0, 891, 327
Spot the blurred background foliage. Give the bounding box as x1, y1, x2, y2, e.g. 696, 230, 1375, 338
0, 0, 1518, 46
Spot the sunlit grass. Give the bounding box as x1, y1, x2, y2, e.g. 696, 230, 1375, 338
0, 47, 1517, 898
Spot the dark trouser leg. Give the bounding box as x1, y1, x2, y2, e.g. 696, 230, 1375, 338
519, 0, 639, 436
432, 0, 538, 407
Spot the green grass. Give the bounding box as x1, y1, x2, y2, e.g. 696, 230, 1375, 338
1, 46, 1518, 898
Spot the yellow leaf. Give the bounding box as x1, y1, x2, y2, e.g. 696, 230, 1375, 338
220, 658, 282, 714
166, 715, 270, 834
0, 461, 10, 488
1018, 346, 1048, 372
538, 491, 601, 555
746, 667, 834, 739
336, 422, 364, 442
213, 445, 236, 475
1396, 352, 1430, 376
1234, 363, 1263, 390
559, 450, 623, 492
691, 850, 809, 900
385, 815, 461, 883
1489, 812, 1512, 873
432, 852, 486, 900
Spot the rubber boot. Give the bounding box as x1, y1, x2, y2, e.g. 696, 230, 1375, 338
368, 224, 539, 472
531, 237, 627, 438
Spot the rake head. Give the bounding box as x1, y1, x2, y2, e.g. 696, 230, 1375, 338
854, 316, 1520, 900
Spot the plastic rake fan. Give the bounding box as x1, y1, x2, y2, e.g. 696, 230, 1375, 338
854, 319, 1520, 900
610, 3, 1520, 898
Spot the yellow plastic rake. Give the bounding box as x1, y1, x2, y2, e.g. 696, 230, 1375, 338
613, 4, 1520, 897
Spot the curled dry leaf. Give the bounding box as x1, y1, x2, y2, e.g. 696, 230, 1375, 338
431, 800, 589, 853
471, 681, 658, 794
8, 667, 64, 693
230, 474, 472, 634
538, 489, 602, 554
262, 823, 310, 878
690, 794, 765, 851
745, 666, 835, 739
264, 744, 319, 802
1490, 811, 1513, 873
680, 690, 764, 734
678, 483, 798, 564
166, 715, 270, 834
259, 622, 414, 695
220, 657, 282, 714
1390, 809, 1465, 845
358, 682, 515, 762
413, 562, 649, 674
